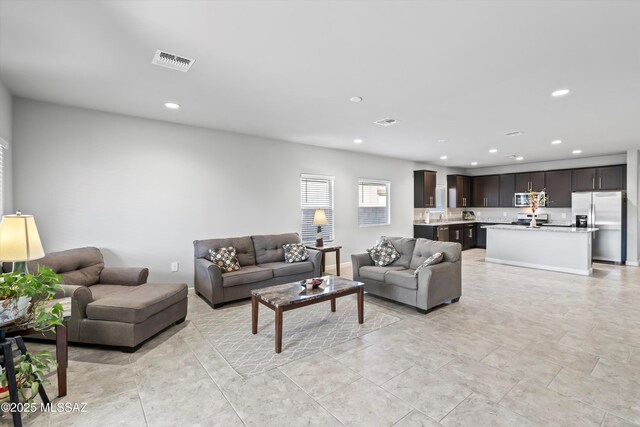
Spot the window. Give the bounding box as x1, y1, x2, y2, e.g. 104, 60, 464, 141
358, 179, 390, 226
431, 185, 446, 212
0, 141, 5, 215
300, 174, 334, 243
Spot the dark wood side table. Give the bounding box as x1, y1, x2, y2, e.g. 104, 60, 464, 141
305, 244, 342, 276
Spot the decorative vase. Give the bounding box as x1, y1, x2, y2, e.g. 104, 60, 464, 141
530, 215, 537, 228
0, 296, 32, 326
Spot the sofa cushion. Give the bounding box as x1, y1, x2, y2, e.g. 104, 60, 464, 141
208, 247, 241, 273
25, 247, 104, 286
258, 261, 314, 278
89, 284, 134, 300
410, 239, 461, 269
386, 237, 417, 268
385, 270, 418, 290
86, 283, 187, 324
252, 233, 301, 264
359, 265, 405, 282
221, 265, 273, 288
413, 252, 443, 276
283, 243, 310, 263
194, 236, 256, 266
367, 237, 400, 266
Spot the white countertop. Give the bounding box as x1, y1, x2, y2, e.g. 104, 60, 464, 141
483, 224, 598, 233
414, 219, 574, 227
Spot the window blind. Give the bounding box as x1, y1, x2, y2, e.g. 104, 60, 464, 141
358, 179, 390, 226
300, 174, 334, 242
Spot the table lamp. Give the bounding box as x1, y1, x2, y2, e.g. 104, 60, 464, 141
312, 208, 328, 247
0, 212, 45, 274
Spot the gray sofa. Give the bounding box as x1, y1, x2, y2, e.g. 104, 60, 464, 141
10, 247, 188, 351
193, 232, 322, 308
351, 237, 462, 313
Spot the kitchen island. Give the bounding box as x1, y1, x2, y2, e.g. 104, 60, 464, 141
484, 225, 598, 276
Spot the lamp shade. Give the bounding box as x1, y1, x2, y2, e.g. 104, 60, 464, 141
0, 213, 45, 262
312, 209, 328, 226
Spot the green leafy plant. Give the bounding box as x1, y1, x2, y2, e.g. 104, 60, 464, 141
0, 266, 63, 403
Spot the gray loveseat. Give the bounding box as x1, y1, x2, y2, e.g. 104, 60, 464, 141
193, 232, 322, 308
8, 247, 188, 351
351, 237, 462, 313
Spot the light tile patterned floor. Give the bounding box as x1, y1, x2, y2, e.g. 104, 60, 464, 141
7, 248, 640, 426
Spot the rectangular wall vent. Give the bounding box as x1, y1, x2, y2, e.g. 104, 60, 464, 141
152, 49, 195, 72
373, 118, 400, 127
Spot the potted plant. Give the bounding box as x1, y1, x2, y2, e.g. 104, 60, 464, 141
0, 266, 64, 403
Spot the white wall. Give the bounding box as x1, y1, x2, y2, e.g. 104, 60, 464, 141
627, 150, 639, 265
12, 98, 422, 284
0, 78, 13, 214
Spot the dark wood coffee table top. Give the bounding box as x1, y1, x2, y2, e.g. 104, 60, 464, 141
251, 275, 364, 308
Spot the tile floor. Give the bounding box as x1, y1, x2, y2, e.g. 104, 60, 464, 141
6, 248, 640, 427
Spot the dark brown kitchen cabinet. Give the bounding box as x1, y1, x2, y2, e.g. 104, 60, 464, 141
472, 175, 500, 207
447, 175, 472, 208
463, 224, 476, 249
414, 170, 437, 208
545, 170, 572, 208
499, 174, 515, 207
515, 172, 545, 193
449, 224, 463, 245
572, 165, 626, 192
475, 223, 499, 249
596, 165, 626, 190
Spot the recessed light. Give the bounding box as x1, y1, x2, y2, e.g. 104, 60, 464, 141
505, 131, 523, 137
516, 156, 524, 161
164, 102, 180, 109
572, 149, 582, 154
350, 96, 363, 103
353, 139, 363, 144
551, 88, 570, 97
551, 139, 562, 145
438, 139, 448, 143
489, 148, 498, 153
440, 155, 448, 160
470, 162, 478, 166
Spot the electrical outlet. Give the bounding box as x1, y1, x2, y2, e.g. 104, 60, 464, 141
171, 262, 179, 272
562, 213, 567, 219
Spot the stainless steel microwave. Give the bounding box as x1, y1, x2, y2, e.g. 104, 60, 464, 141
514, 192, 546, 207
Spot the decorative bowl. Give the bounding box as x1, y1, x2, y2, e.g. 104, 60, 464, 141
301, 278, 324, 289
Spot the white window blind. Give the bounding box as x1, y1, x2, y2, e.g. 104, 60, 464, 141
300, 174, 334, 243
358, 179, 390, 226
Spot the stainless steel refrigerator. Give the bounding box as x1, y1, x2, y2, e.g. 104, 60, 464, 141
572, 191, 627, 264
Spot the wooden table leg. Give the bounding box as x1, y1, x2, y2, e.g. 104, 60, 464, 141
357, 288, 364, 324
275, 307, 283, 353
331, 298, 336, 312
251, 295, 258, 334
336, 249, 340, 276
321, 252, 326, 274
56, 321, 68, 397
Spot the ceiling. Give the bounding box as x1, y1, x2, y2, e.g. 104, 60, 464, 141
1, 0, 639, 168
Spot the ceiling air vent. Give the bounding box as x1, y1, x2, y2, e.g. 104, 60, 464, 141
151, 49, 195, 72
374, 118, 400, 127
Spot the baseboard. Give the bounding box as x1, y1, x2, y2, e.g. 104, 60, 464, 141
626, 259, 640, 266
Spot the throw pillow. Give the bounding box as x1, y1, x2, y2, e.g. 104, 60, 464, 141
283, 243, 310, 263
413, 252, 443, 277
208, 247, 241, 273
367, 237, 400, 266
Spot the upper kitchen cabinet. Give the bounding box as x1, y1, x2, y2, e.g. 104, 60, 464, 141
545, 169, 572, 207
447, 175, 472, 208
499, 174, 515, 207
515, 172, 545, 192
572, 165, 626, 191
472, 175, 500, 207
414, 170, 437, 208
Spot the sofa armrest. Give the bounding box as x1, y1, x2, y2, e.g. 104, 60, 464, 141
59, 284, 93, 319
351, 252, 373, 280
307, 249, 322, 277
194, 258, 223, 306
99, 267, 149, 286
416, 260, 462, 310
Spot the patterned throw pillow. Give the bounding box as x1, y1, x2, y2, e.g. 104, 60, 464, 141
283, 243, 310, 263
413, 252, 443, 277
208, 247, 241, 273
367, 237, 400, 267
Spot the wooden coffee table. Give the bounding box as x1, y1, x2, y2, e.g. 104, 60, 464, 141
251, 275, 364, 353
